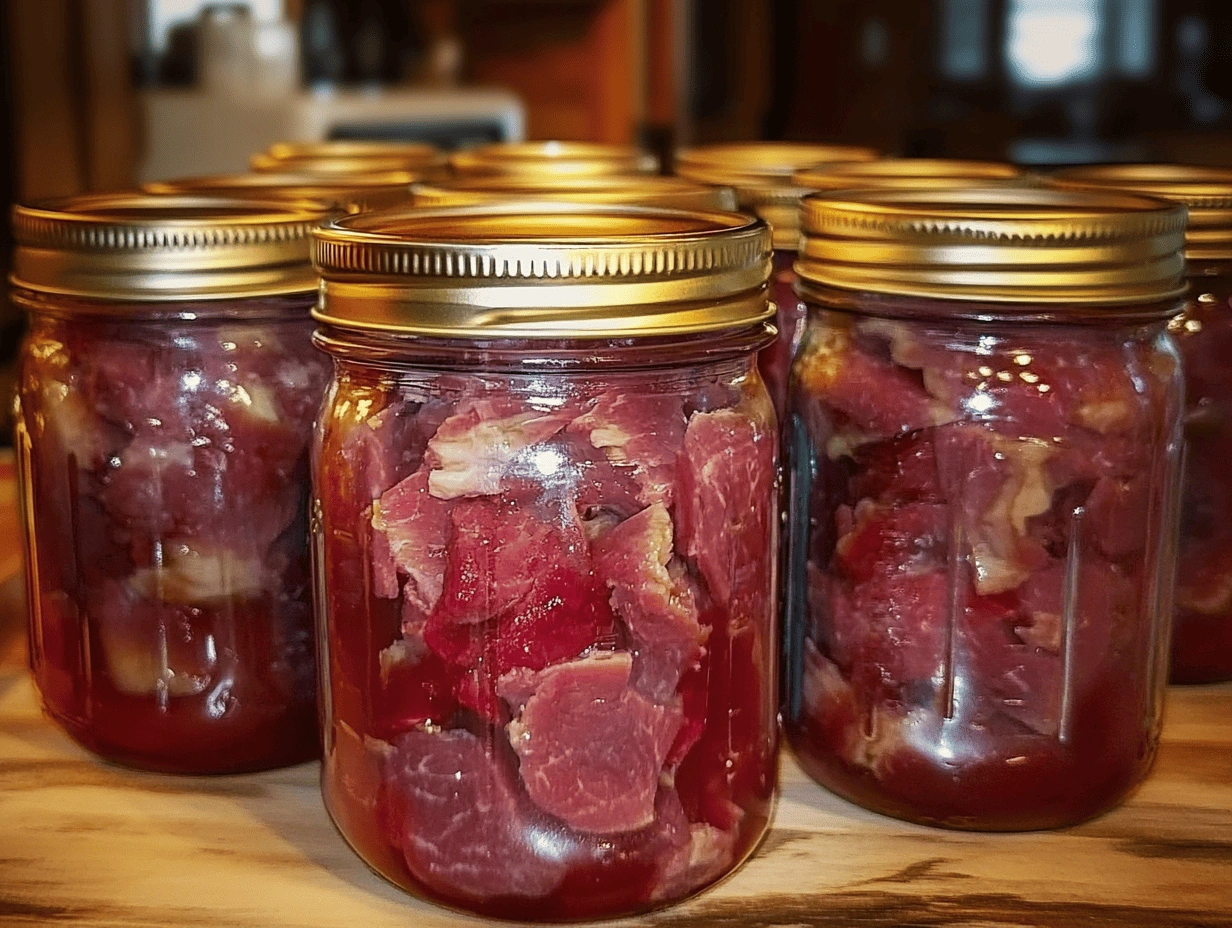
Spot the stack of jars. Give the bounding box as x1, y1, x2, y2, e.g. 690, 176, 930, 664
9, 137, 1223, 921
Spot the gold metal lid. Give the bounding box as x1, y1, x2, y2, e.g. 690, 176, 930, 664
448, 142, 659, 178
1051, 164, 1232, 261
674, 142, 881, 250
796, 185, 1187, 306
264, 140, 440, 164
144, 170, 416, 212
250, 151, 444, 175
312, 202, 773, 338
793, 158, 1021, 191
409, 174, 737, 211
11, 193, 328, 301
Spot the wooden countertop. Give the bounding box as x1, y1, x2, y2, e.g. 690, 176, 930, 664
1, 461, 1231, 927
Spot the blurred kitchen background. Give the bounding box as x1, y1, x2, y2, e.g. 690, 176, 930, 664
5, 0, 1232, 432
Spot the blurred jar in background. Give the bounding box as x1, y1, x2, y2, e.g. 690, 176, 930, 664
449, 141, 660, 178
1054, 164, 1232, 684
793, 158, 1023, 194
784, 186, 1187, 829
674, 142, 880, 421
144, 169, 418, 213
198, 5, 299, 100
251, 140, 445, 177
409, 173, 736, 211
11, 195, 331, 774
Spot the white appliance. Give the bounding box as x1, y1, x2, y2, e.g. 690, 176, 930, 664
138, 86, 526, 182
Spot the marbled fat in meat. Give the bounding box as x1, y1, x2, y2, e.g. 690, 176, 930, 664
384, 728, 566, 901
592, 503, 705, 700
507, 652, 682, 833
374, 468, 454, 610
425, 497, 619, 718
795, 325, 951, 440
569, 392, 686, 506
676, 403, 777, 619
934, 426, 1053, 595
426, 398, 573, 499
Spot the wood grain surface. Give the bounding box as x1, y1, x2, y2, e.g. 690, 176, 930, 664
1, 460, 1231, 927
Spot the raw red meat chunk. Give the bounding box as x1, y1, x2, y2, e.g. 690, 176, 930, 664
592, 502, 705, 699
425, 397, 573, 499
19, 305, 328, 773
317, 368, 778, 918
505, 652, 682, 833
373, 468, 453, 610
794, 319, 953, 442
676, 398, 778, 622
383, 728, 567, 901
431, 496, 589, 625
421, 496, 620, 718
569, 390, 686, 507
786, 309, 1182, 829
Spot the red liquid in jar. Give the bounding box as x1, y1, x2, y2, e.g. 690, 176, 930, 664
758, 250, 803, 423
1171, 283, 1232, 683
314, 358, 779, 919
783, 308, 1182, 829
18, 300, 328, 773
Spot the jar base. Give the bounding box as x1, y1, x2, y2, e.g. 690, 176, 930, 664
320, 763, 774, 923
40, 697, 320, 776
785, 726, 1155, 833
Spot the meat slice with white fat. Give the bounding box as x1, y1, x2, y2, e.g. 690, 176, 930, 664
504, 652, 682, 833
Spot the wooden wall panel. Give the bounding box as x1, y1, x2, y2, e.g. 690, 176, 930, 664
7, 0, 136, 201
687, 0, 772, 144
77, 0, 139, 192
8, 0, 87, 199
464, 0, 643, 143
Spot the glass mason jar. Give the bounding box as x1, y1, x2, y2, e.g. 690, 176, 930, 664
674, 142, 880, 421
12, 194, 331, 774
1053, 164, 1232, 684
144, 168, 420, 213
311, 203, 780, 920
783, 186, 1188, 830
448, 141, 660, 178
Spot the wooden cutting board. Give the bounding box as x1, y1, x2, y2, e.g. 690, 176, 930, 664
1, 457, 1231, 928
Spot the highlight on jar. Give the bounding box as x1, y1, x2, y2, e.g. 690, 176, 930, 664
782, 185, 1189, 831
249, 139, 447, 176
792, 157, 1024, 196
448, 140, 660, 178
11, 194, 332, 774
309, 202, 781, 919
143, 167, 420, 213
672, 141, 881, 422
1051, 163, 1232, 686
408, 172, 737, 212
